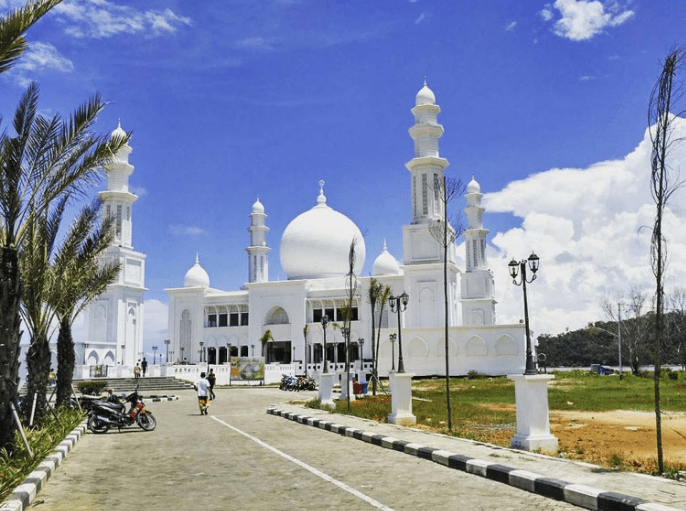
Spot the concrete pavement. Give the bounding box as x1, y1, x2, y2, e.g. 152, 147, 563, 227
2, 387, 685, 510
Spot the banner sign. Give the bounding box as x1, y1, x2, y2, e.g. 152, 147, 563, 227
230, 357, 265, 381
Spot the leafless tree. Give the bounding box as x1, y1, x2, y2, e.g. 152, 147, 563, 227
602, 288, 650, 376
428, 175, 465, 431
668, 289, 686, 370
648, 47, 686, 474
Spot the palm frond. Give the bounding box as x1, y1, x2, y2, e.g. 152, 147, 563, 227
0, 0, 64, 75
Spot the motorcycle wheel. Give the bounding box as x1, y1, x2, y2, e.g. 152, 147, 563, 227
137, 412, 157, 431
88, 415, 110, 434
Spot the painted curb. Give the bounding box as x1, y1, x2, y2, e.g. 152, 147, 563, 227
0, 421, 87, 511
267, 407, 682, 511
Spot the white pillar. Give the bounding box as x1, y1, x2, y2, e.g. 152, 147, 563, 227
387, 372, 416, 426
508, 374, 558, 452
318, 373, 335, 408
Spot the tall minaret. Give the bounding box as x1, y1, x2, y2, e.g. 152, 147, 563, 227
100, 122, 136, 249
402, 81, 453, 264
460, 177, 496, 326
246, 198, 270, 283
83, 122, 147, 371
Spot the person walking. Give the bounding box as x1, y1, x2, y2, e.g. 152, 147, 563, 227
134, 363, 141, 380
207, 369, 216, 400
194, 372, 211, 415
141, 358, 148, 377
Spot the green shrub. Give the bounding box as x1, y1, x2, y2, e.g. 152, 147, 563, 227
77, 380, 108, 395
0, 408, 84, 501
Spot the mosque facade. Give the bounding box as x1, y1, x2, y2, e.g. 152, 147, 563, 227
164, 83, 526, 378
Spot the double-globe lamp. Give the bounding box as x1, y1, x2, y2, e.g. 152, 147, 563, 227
508, 252, 540, 375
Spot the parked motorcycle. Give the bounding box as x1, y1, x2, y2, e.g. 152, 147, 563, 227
87, 387, 156, 433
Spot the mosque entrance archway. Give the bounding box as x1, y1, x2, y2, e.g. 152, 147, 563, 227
267, 341, 292, 363
207, 347, 217, 365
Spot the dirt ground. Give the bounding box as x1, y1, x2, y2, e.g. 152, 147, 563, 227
550, 408, 686, 472
436, 403, 686, 473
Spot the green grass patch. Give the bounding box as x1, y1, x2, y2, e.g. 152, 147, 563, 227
307, 370, 686, 465
548, 370, 686, 412
0, 407, 85, 502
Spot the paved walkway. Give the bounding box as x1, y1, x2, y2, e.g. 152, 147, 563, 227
3, 387, 686, 510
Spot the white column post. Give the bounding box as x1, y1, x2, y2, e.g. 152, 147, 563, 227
508, 374, 558, 452
387, 372, 416, 426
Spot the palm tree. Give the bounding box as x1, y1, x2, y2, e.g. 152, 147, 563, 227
51, 200, 119, 407
0, 0, 63, 74
367, 278, 390, 396
0, 0, 71, 453
0, 82, 127, 450
19, 198, 68, 423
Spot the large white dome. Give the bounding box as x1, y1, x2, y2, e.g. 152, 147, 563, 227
280, 183, 366, 280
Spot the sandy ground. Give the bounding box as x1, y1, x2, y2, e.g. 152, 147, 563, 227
550, 408, 686, 471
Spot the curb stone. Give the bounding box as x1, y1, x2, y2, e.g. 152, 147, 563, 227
146, 395, 178, 402
267, 407, 682, 511
0, 421, 87, 511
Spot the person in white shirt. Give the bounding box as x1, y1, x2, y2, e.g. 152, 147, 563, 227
193, 372, 211, 415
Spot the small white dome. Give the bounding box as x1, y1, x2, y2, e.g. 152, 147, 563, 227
372, 241, 402, 276
252, 198, 264, 214
415, 81, 436, 106
280, 181, 366, 280
184, 254, 210, 288
467, 176, 481, 194
110, 120, 127, 140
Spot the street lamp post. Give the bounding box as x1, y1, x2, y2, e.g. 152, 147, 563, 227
152, 346, 158, 365
164, 339, 170, 363
389, 292, 409, 373
358, 338, 364, 374
180, 346, 185, 363
199, 341, 204, 364
389, 333, 396, 372
321, 315, 330, 373
508, 252, 540, 375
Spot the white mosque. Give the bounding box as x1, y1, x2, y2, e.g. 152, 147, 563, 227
162, 82, 526, 379
79, 82, 526, 381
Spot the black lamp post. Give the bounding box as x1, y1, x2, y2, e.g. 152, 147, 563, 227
389, 292, 409, 373
321, 314, 329, 373
164, 339, 170, 363
152, 345, 158, 365
508, 252, 540, 375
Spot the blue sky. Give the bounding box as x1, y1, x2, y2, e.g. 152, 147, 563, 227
3, 0, 686, 358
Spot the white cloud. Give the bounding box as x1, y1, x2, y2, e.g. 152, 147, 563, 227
143, 298, 168, 343
168, 224, 208, 236
235, 37, 277, 52
130, 186, 148, 197
505, 21, 517, 32
477, 117, 686, 336
52, 0, 191, 39
539, 7, 554, 22
8, 42, 74, 87
415, 12, 426, 25
541, 0, 634, 41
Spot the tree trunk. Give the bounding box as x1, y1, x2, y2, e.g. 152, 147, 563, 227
0, 246, 22, 452
24, 332, 51, 424
56, 318, 75, 407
